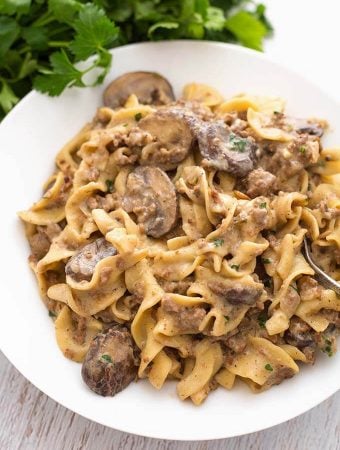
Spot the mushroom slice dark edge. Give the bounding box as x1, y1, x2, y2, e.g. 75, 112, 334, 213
196, 121, 257, 177
138, 109, 194, 170
82, 326, 138, 396
65, 238, 117, 282
103, 71, 175, 108
122, 166, 178, 238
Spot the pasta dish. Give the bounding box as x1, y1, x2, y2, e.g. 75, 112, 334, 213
19, 72, 340, 404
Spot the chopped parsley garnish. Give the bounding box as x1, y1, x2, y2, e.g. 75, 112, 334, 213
212, 238, 224, 247
134, 112, 142, 121
298, 146, 306, 154
317, 160, 326, 167
231, 264, 240, 271
262, 258, 271, 264
123, 123, 129, 127
105, 179, 114, 193
264, 278, 272, 288
259, 202, 267, 209
101, 354, 113, 363
265, 363, 273, 371
258, 312, 267, 329
323, 345, 333, 357
325, 339, 332, 345
273, 110, 281, 115
224, 315, 230, 321
229, 133, 248, 152
48, 310, 56, 318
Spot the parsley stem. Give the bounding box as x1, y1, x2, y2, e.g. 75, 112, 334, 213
32, 12, 55, 28
17, 45, 30, 55
48, 41, 70, 48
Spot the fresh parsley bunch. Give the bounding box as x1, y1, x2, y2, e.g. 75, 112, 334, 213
0, 0, 272, 120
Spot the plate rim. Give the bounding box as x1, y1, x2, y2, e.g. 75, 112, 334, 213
0, 40, 339, 441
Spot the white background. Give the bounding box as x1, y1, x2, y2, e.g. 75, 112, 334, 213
264, 0, 340, 100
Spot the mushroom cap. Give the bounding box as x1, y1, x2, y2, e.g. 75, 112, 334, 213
122, 166, 178, 238
197, 121, 257, 177
138, 109, 194, 170
82, 326, 138, 396
103, 71, 175, 108
65, 238, 117, 282
208, 281, 263, 306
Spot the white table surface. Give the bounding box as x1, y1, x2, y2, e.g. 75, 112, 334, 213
1, 1, 339, 448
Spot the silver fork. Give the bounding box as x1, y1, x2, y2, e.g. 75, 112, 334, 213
303, 237, 340, 295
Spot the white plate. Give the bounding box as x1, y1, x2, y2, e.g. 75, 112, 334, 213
0, 41, 339, 441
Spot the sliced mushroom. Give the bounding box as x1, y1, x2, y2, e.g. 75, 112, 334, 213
82, 326, 138, 396
284, 316, 316, 348
122, 166, 177, 238
208, 281, 263, 306
65, 237, 117, 282
287, 117, 325, 137
196, 121, 257, 177
138, 109, 194, 170
103, 71, 175, 108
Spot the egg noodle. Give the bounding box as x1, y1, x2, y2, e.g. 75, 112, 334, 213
19, 78, 340, 404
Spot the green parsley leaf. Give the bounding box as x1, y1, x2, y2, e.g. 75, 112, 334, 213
48, 310, 56, 318
323, 345, 333, 357
264, 363, 273, 371
299, 146, 306, 154
264, 278, 272, 289
105, 179, 114, 192
259, 202, 267, 209
0, 0, 31, 16
0, 17, 20, 58
231, 264, 239, 271
258, 312, 267, 329
101, 354, 113, 363
229, 132, 247, 152
0, 81, 19, 114
212, 238, 224, 247
205, 7, 225, 31
22, 27, 49, 51
225, 11, 267, 51
262, 258, 271, 264
0, 0, 273, 119
224, 315, 230, 321
134, 112, 142, 121
48, 0, 82, 23
70, 4, 119, 61
34, 50, 85, 96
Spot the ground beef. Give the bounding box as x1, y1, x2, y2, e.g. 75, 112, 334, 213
264, 365, 296, 388
318, 200, 340, 220
86, 193, 119, 212
297, 276, 322, 302
28, 223, 62, 261
321, 310, 340, 327
246, 168, 277, 198
225, 332, 247, 353
284, 316, 318, 362
156, 277, 193, 295
259, 134, 320, 181
162, 295, 206, 333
